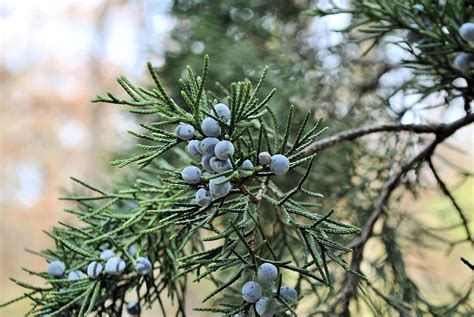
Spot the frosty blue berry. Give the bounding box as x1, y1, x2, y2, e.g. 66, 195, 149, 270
454, 53, 470, 72
199, 137, 219, 156
175, 123, 195, 140
128, 245, 138, 257
241, 281, 262, 303
459, 22, 474, 41
269, 154, 290, 175
255, 297, 276, 316
100, 249, 115, 260
187, 140, 202, 156
87, 261, 103, 279
258, 263, 278, 286
241, 159, 253, 170
181, 166, 202, 184
195, 188, 212, 207
213, 103, 231, 122
47, 260, 65, 277
135, 257, 152, 275
105, 256, 126, 275
201, 155, 214, 172
201, 117, 221, 137
67, 270, 85, 280
210, 157, 232, 172
279, 285, 298, 301
209, 176, 232, 197
258, 151, 272, 166
214, 140, 234, 160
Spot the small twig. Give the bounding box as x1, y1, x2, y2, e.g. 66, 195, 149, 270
428, 159, 472, 243
237, 183, 258, 204
460, 257, 474, 271
248, 177, 270, 251
256, 176, 270, 202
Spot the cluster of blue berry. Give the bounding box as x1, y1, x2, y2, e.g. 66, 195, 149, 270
454, 23, 474, 71
238, 263, 297, 316
176, 103, 291, 207
46, 246, 151, 316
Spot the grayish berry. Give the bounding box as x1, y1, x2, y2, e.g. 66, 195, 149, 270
67, 270, 85, 280
209, 176, 232, 198
128, 244, 138, 257
195, 188, 212, 207
100, 249, 115, 261
214, 140, 235, 160
258, 263, 278, 285
201, 155, 214, 172
201, 117, 221, 137
135, 257, 152, 275
241, 281, 262, 303
454, 53, 470, 71
210, 157, 232, 172
105, 256, 126, 275
258, 152, 272, 166
181, 166, 201, 184
175, 123, 195, 140
269, 154, 290, 175
47, 260, 66, 277
127, 300, 141, 316
255, 297, 277, 316
87, 261, 103, 279
241, 159, 253, 170
460, 22, 474, 41
279, 285, 298, 301
213, 103, 231, 122
199, 137, 219, 156
187, 140, 202, 156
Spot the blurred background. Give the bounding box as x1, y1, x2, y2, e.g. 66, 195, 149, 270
0, 0, 472, 315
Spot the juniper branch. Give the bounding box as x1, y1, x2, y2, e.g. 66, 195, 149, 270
338, 113, 474, 315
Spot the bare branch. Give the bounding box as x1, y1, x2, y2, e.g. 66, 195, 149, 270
304, 113, 474, 154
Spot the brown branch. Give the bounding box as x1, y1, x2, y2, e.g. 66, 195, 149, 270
256, 176, 270, 202
246, 176, 270, 251
304, 114, 474, 155
237, 183, 259, 204
428, 158, 472, 243
337, 113, 474, 316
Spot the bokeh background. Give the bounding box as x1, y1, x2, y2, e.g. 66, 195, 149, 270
1, 0, 472, 315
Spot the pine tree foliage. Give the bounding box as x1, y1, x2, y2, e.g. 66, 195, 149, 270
1, 56, 361, 316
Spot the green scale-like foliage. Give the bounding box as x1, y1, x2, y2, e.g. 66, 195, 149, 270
1, 56, 360, 316
309, 0, 474, 107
